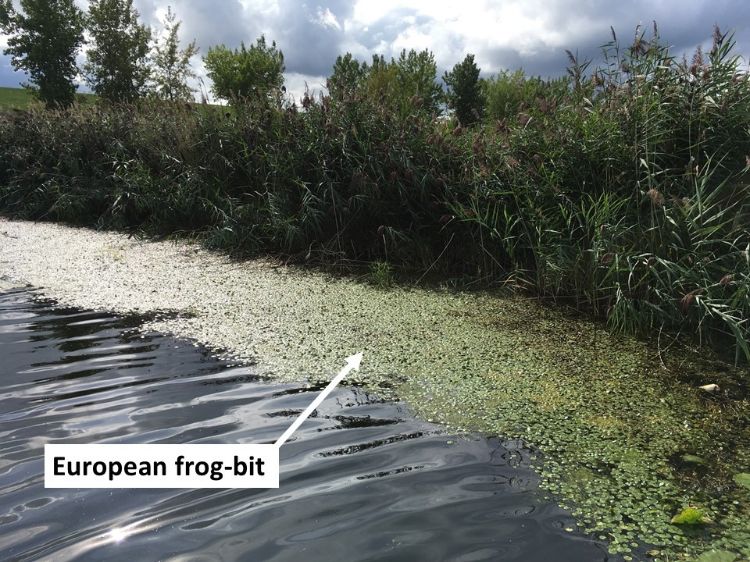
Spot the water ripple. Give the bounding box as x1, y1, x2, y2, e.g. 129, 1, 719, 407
0, 287, 615, 561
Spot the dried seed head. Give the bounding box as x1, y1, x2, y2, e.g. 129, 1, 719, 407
711, 25, 724, 54
680, 292, 696, 314
690, 46, 705, 76
647, 188, 665, 207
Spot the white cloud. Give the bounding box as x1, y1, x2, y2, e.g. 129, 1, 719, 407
284, 72, 327, 103
1, 0, 749, 97
316, 7, 341, 31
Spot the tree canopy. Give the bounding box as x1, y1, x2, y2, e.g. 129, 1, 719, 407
326, 49, 442, 117
203, 37, 285, 103
443, 54, 484, 125
85, 0, 151, 103
327, 53, 368, 101
151, 7, 198, 102
0, 0, 85, 108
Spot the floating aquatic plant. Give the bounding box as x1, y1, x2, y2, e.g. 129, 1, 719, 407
671, 506, 712, 526
733, 473, 750, 490
695, 550, 737, 562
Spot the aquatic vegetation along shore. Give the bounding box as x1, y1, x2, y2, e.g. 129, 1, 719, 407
1, 26, 749, 361
1, 219, 748, 560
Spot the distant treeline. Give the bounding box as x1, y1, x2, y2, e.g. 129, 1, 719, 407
0, 16, 748, 361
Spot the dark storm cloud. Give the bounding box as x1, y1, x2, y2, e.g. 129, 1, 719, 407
268, 0, 353, 76
472, 0, 750, 77
480, 32, 611, 79
135, 0, 353, 77
134, 0, 252, 53
1, 0, 749, 92
0, 54, 24, 86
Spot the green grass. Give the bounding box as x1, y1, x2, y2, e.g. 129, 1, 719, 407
0, 86, 96, 110
0, 86, 35, 109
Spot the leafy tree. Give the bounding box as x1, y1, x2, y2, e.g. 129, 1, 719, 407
443, 54, 484, 125
0, 0, 85, 108
362, 54, 396, 104
394, 49, 442, 114
203, 37, 285, 103
326, 53, 368, 101
151, 6, 198, 101
0, 0, 12, 27
85, 0, 152, 103
353, 50, 441, 116
483, 70, 569, 121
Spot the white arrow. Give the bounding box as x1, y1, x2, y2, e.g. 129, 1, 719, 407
274, 352, 363, 447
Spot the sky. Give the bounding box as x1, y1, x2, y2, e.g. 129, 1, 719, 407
1, 0, 749, 102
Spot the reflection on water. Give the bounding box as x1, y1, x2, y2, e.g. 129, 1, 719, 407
0, 287, 615, 561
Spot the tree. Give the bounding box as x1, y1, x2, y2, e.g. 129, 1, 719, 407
443, 54, 484, 126
326, 53, 368, 101
203, 37, 285, 103
0, 1, 12, 27
85, 0, 151, 103
394, 49, 442, 114
356, 50, 441, 116
151, 7, 198, 101
0, 0, 84, 108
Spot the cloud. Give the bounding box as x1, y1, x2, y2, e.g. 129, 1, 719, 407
267, 0, 350, 77
0, 53, 25, 86
135, 0, 252, 54
1, 0, 748, 101
342, 0, 750, 78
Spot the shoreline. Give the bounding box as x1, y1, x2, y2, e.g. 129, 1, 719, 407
1, 218, 514, 391
2, 218, 748, 561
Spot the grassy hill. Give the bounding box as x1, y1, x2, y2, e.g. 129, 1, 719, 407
0, 86, 96, 110
0, 86, 35, 109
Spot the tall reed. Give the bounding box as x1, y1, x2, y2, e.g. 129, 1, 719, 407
0, 25, 748, 360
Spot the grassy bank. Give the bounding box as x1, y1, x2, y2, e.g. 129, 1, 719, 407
0, 86, 34, 109
0, 27, 748, 362
0, 86, 95, 110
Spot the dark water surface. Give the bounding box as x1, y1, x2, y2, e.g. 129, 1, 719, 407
0, 287, 615, 561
